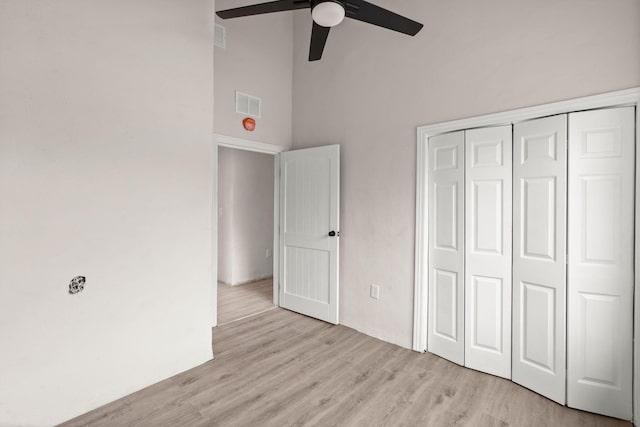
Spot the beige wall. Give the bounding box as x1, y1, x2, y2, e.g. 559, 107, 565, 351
0, 1, 215, 425
218, 147, 274, 285
291, 0, 640, 348
215, 0, 293, 147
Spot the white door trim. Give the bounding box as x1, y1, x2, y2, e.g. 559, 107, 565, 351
213, 134, 288, 326
216, 133, 288, 155
636, 98, 640, 425
413, 87, 640, 420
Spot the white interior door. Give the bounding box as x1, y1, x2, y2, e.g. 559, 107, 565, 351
567, 107, 635, 420
464, 126, 512, 379
428, 131, 465, 365
512, 115, 567, 404
279, 145, 340, 324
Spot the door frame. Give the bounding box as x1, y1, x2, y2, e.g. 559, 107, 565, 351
213, 134, 287, 327
413, 87, 640, 419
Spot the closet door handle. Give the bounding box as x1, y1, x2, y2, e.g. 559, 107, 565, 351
328, 231, 339, 237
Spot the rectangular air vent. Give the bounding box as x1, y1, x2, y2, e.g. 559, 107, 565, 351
215, 24, 226, 48
236, 91, 261, 118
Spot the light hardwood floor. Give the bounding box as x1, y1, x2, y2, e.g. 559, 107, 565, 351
60, 308, 631, 427
217, 277, 275, 325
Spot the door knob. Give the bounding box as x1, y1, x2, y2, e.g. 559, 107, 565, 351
328, 231, 339, 237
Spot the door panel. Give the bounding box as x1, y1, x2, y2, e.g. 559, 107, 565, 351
472, 180, 502, 254
513, 115, 567, 404
470, 275, 502, 352
434, 182, 459, 250
279, 145, 339, 324
521, 282, 556, 372
434, 269, 459, 340
428, 131, 465, 365
464, 126, 512, 378
567, 107, 634, 420
521, 177, 556, 260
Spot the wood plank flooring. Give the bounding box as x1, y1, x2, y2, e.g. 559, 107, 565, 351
217, 277, 275, 325
59, 308, 631, 427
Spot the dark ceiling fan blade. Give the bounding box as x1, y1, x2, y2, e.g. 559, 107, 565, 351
216, 0, 310, 19
345, 0, 423, 36
309, 22, 331, 61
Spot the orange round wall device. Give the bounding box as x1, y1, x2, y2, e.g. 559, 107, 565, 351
242, 117, 256, 131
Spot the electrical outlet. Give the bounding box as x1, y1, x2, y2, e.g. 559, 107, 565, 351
265, 248, 272, 258
370, 284, 380, 300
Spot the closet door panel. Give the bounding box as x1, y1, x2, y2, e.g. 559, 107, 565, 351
428, 131, 465, 365
522, 177, 557, 260
513, 115, 567, 404
464, 126, 512, 379
567, 107, 635, 420
521, 281, 556, 371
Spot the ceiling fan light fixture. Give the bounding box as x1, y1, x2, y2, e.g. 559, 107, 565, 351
312, 1, 345, 28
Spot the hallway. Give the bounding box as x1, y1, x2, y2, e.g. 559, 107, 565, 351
217, 278, 275, 325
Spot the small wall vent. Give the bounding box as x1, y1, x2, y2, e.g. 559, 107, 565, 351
236, 91, 261, 118
215, 24, 226, 48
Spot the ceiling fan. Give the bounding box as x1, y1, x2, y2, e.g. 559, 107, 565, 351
216, 0, 423, 61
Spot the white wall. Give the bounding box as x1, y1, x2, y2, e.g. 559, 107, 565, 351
291, 0, 640, 348
218, 147, 274, 285
218, 148, 234, 284
214, 0, 293, 148
0, 1, 215, 425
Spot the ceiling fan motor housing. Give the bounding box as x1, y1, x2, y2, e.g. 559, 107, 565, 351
311, 0, 346, 27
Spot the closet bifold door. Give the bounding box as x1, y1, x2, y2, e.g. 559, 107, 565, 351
567, 107, 635, 420
428, 131, 465, 365
463, 126, 512, 379
512, 115, 567, 405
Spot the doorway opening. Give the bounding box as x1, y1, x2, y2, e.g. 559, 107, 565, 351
217, 145, 275, 324
212, 135, 341, 329
213, 134, 287, 327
